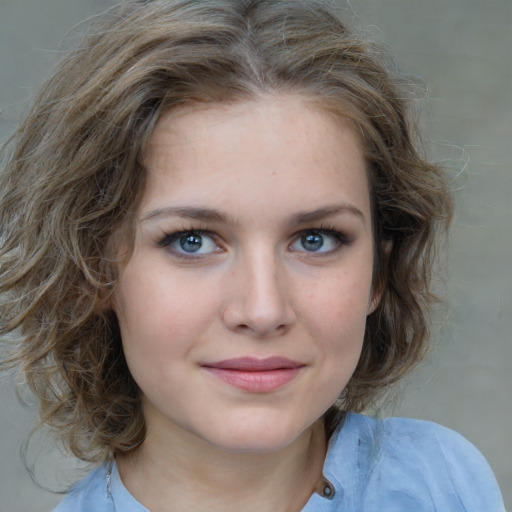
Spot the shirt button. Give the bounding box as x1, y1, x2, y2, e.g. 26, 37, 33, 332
321, 479, 335, 500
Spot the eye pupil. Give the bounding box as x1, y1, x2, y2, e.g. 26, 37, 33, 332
179, 233, 203, 253
301, 232, 324, 251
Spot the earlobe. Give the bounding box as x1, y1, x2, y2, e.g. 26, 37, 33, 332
367, 238, 393, 315
367, 287, 382, 315
93, 288, 115, 314
91, 273, 118, 313
94, 294, 113, 313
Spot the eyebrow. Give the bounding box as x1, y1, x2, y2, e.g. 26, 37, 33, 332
141, 206, 229, 223
141, 204, 366, 226
293, 205, 366, 225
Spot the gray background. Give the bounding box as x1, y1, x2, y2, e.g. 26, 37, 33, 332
1, 0, 510, 510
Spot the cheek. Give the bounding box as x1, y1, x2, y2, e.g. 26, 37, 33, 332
296, 273, 371, 413
114, 265, 219, 361
299, 268, 373, 339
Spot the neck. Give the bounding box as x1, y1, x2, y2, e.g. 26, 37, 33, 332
117, 420, 327, 512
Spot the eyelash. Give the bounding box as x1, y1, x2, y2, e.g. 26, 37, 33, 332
291, 226, 351, 254
158, 227, 218, 251
157, 226, 351, 258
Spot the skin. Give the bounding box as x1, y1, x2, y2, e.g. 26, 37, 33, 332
113, 94, 377, 512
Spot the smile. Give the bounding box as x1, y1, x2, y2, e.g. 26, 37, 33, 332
201, 357, 305, 393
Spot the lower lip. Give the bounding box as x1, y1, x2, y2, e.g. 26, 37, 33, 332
203, 367, 303, 393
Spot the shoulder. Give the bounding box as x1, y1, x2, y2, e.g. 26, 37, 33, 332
324, 413, 505, 511
52, 464, 111, 512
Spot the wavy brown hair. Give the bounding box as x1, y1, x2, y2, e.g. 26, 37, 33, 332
0, 0, 452, 463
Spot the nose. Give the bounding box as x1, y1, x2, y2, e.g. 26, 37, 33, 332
221, 247, 295, 337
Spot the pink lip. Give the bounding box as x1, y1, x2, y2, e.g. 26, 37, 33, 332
201, 357, 305, 393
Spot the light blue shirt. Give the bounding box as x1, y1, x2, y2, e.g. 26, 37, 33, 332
54, 413, 505, 511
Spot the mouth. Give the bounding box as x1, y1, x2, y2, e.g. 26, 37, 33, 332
201, 357, 305, 393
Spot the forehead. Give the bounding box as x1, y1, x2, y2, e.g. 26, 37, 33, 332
141, 94, 371, 225
146, 94, 365, 161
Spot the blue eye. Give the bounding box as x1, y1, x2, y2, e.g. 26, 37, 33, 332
301, 232, 324, 251
290, 229, 346, 253
159, 230, 219, 256
179, 233, 203, 253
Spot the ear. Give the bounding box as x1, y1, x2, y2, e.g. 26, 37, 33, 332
367, 238, 393, 315
94, 288, 114, 313
93, 226, 133, 314
367, 293, 380, 316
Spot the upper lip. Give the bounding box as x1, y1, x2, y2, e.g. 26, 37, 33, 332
201, 357, 305, 371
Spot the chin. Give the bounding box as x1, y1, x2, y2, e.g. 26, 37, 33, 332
200, 416, 315, 455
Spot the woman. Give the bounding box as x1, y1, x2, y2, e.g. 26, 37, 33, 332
0, 1, 505, 510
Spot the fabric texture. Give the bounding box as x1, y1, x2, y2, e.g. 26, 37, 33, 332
53, 413, 505, 511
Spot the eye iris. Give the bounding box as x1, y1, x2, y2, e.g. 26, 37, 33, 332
179, 233, 202, 253
301, 232, 324, 251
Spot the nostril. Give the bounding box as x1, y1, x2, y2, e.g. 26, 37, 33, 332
220, 278, 295, 336
234, 321, 290, 336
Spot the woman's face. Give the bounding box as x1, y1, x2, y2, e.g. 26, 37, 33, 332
113, 95, 376, 453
